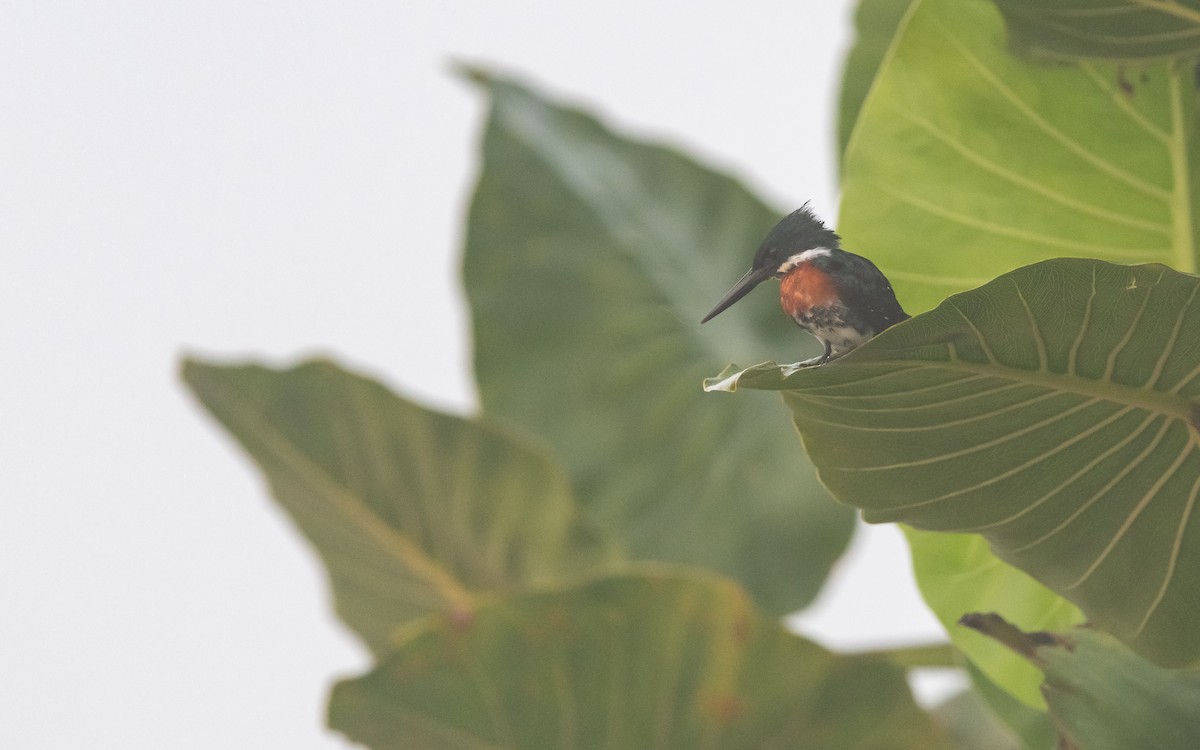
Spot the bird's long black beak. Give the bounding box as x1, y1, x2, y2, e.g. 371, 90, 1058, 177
700, 266, 774, 324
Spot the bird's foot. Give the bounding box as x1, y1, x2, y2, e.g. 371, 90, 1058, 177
780, 356, 827, 377
781, 342, 834, 376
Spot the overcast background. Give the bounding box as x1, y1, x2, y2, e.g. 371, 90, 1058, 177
1, 2, 953, 747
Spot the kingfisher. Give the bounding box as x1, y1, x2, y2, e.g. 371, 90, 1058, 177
701, 205, 909, 366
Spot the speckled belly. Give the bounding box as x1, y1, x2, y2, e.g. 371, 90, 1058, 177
790, 304, 868, 357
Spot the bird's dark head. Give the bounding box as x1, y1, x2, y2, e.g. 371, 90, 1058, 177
701, 204, 842, 324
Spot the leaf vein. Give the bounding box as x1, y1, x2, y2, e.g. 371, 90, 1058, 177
939, 22, 1173, 200
1011, 278, 1048, 370
1066, 427, 1194, 589
798, 389, 1064, 433
1068, 265, 1099, 376
893, 403, 1137, 517
882, 186, 1168, 257
1135, 463, 1200, 636
833, 395, 1101, 472
894, 102, 1170, 231
1010, 415, 1173, 553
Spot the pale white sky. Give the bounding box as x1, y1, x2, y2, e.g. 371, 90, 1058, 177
0, 2, 951, 747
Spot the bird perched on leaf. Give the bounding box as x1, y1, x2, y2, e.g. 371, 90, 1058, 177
701, 205, 908, 367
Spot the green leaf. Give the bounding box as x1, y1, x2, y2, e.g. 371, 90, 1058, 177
182, 358, 610, 654
837, 0, 917, 162
705, 258, 1200, 667
462, 70, 854, 615
931, 689, 1023, 750
328, 570, 950, 750
840, 0, 1200, 316
831, 0, 1200, 702
993, 0, 1200, 62
908, 529, 1082, 708
962, 614, 1200, 750
961, 659, 1058, 750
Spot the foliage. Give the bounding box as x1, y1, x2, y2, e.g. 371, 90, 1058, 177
906, 529, 1081, 709
707, 259, 1200, 666
462, 70, 853, 616
182, 359, 610, 654
837, 0, 1200, 712
182, 0, 1200, 747
329, 571, 948, 750
994, 0, 1200, 62
961, 613, 1200, 749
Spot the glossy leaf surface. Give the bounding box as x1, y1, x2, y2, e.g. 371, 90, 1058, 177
706, 259, 1200, 667
329, 571, 948, 750
183, 358, 609, 654
463, 72, 853, 615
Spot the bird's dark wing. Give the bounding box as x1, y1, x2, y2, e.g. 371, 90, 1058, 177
827, 251, 909, 334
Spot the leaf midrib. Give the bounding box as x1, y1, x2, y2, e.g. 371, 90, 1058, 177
185, 365, 475, 614
924, 354, 1196, 424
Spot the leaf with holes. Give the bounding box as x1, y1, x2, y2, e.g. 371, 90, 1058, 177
328, 571, 950, 750
707, 259, 1200, 667
993, 0, 1200, 62
461, 70, 854, 615
182, 358, 611, 654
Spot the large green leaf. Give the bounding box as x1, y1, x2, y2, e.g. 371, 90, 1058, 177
328, 571, 949, 750
462, 71, 854, 615
705, 258, 1200, 667
962, 613, 1200, 750
994, 0, 1200, 61
831, 0, 1200, 700
908, 529, 1082, 708
182, 358, 609, 654
837, 0, 917, 162
840, 0, 1200, 316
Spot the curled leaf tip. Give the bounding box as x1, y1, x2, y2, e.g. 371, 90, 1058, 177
703, 371, 743, 393
702, 363, 751, 393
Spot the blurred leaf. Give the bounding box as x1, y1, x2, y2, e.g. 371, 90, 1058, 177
932, 688, 1023, 750
840, 0, 1199, 316
858, 640, 959, 668
182, 358, 610, 654
962, 659, 1057, 750
963, 614, 1200, 750
705, 258, 1200, 667
994, 0, 1200, 62
461, 70, 854, 615
329, 570, 950, 750
838, 0, 917, 162
908, 529, 1082, 708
